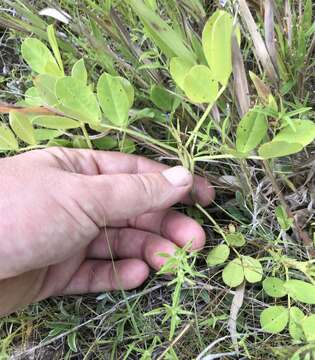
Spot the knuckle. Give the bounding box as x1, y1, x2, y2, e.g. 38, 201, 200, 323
87, 262, 99, 293
133, 174, 160, 211
136, 175, 155, 199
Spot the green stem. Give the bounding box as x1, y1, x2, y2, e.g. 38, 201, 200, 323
81, 123, 93, 149
16, 145, 46, 153
185, 86, 226, 150
193, 155, 263, 162
101, 124, 179, 154
195, 203, 240, 257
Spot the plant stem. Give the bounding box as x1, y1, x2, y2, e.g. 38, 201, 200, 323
101, 124, 179, 154
193, 155, 263, 161
81, 123, 93, 149
185, 86, 226, 150
196, 203, 240, 256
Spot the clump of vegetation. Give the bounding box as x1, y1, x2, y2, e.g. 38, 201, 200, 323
0, 0, 314, 359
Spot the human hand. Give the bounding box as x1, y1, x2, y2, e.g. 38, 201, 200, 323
0, 148, 214, 316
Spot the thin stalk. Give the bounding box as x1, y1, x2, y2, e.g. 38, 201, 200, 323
195, 203, 240, 257
101, 124, 179, 154
80, 123, 93, 149
194, 154, 262, 161
185, 86, 226, 150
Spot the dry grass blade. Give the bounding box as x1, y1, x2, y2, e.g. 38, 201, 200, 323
238, 0, 279, 83
232, 35, 250, 117
228, 281, 245, 353
0, 102, 58, 115
249, 71, 272, 105
201, 351, 238, 360
196, 335, 231, 360
264, 0, 277, 72
284, 0, 293, 47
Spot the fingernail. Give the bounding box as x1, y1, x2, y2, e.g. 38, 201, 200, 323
162, 166, 192, 187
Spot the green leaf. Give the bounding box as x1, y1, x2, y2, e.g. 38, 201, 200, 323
9, 111, 36, 145
93, 137, 117, 150
202, 10, 240, 85
97, 73, 130, 126
47, 24, 64, 75
226, 232, 245, 247
284, 279, 315, 304
117, 77, 134, 108
259, 119, 315, 159
128, 0, 195, 63
150, 85, 175, 111
71, 59, 87, 85
0, 124, 19, 150
301, 315, 315, 342
21, 38, 62, 76
222, 258, 244, 287
263, 277, 287, 298
120, 138, 136, 154
130, 108, 157, 122
34, 129, 62, 141
47, 138, 72, 148
67, 332, 78, 352
260, 306, 289, 334
72, 136, 90, 149
24, 87, 42, 106
275, 205, 293, 231
206, 244, 230, 266
32, 116, 80, 130
273, 120, 315, 147
242, 256, 263, 283
169, 57, 194, 90
56, 76, 101, 124
183, 65, 218, 104
33, 74, 59, 107
289, 307, 305, 341
236, 107, 268, 153
258, 141, 303, 159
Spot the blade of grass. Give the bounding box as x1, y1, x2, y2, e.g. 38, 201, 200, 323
232, 35, 250, 117
238, 0, 279, 83
264, 0, 278, 72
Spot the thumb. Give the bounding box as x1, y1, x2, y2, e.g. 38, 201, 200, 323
80, 166, 193, 224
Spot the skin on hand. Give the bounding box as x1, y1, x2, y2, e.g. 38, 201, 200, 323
0, 148, 214, 316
